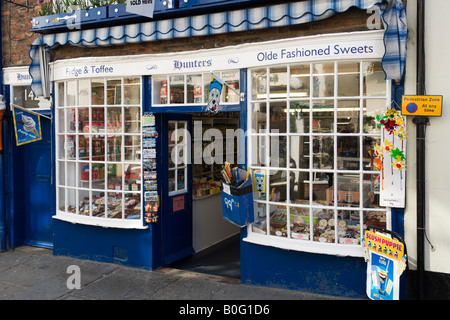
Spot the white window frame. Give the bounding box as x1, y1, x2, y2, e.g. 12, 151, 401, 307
54, 77, 146, 229
168, 120, 189, 196
245, 60, 391, 257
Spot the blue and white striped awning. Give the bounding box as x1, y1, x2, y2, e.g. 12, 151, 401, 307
29, 0, 407, 97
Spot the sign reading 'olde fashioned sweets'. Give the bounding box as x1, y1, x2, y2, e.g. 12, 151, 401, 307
126, 0, 155, 18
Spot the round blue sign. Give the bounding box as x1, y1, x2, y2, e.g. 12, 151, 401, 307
406, 102, 418, 113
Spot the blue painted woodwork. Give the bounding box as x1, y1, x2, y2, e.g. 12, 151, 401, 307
3, 90, 54, 249
30, 0, 284, 34
53, 219, 154, 268
159, 113, 194, 265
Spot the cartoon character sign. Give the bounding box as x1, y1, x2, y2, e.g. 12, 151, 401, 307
207, 77, 222, 114
253, 170, 266, 193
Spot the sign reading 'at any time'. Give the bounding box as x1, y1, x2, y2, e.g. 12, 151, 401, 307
401, 95, 443, 117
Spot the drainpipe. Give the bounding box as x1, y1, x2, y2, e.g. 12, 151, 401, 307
414, 0, 427, 300
0, 0, 6, 252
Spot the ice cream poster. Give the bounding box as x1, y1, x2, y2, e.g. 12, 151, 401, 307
12, 105, 42, 146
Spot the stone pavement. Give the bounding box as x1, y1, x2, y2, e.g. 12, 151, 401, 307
0, 246, 354, 302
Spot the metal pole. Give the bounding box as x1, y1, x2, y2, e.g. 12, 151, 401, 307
415, 0, 427, 300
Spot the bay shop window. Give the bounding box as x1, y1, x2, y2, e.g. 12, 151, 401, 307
247, 60, 389, 256
55, 77, 144, 228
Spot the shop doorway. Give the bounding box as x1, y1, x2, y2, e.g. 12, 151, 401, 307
163, 112, 241, 278
160, 114, 194, 265
11, 115, 54, 248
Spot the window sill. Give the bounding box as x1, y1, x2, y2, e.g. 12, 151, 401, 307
53, 211, 148, 230
243, 229, 364, 258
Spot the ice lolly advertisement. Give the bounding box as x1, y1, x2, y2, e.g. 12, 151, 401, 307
363, 228, 407, 300
12, 105, 42, 146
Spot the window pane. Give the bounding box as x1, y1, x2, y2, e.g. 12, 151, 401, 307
336, 173, 360, 207
78, 107, 89, 134
78, 135, 90, 161
363, 136, 381, 171
124, 78, 140, 105
363, 99, 385, 133
58, 161, 66, 186
312, 172, 332, 203
312, 136, 333, 169
107, 107, 122, 133
338, 62, 360, 96
269, 101, 287, 134
125, 135, 141, 162
290, 64, 310, 98
290, 205, 311, 240
312, 100, 334, 133
364, 210, 386, 229
67, 162, 77, 187
251, 68, 267, 100
78, 79, 90, 106
65, 135, 75, 159
169, 169, 176, 192
313, 63, 334, 97
91, 107, 105, 134
107, 164, 122, 191
57, 82, 65, 107
177, 168, 186, 190
124, 164, 141, 192
57, 109, 65, 133
66, 81, 76, 106
337, 136, 360, 170
91, 163, 105, 190
107, 192, 122, 218
170, 75, 184, 104
337, 100, 360, 133
91, 80, 104, 105
67, 188, 77, 214
187, 74, 203, 104
153, 76, 168, 105
313, 209, 335, 243
363, 173, 381, 208
92, 192, 105, 217
221, 71, 240, 103
269, 66, 287, 99
124, 107, 140, 133
290, 171, 310, 203
251, 102, 267, 133
107, 136, 122, 161
125, 193, 141, 219
289, 101, 310, 133
290, 136, 310, 169
269, 169, 287, 203
79, 190, 90, 216
270, 204, 287, 237
337, 210, 361, 245
92, 137, 105, 161
58, 187, 66, 212
107, 79, 122, 105
252, 169, 266, 200
363, 61, 386, 96
78, 162, 89, 187
270, 135, 287, 168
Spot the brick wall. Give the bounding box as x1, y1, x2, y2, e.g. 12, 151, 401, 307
1, 4, 375, 67
1, 0, 42, 67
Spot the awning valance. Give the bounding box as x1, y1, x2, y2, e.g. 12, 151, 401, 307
29, 0, 407, 97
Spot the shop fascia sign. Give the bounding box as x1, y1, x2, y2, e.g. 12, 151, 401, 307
52, 31, 385, 81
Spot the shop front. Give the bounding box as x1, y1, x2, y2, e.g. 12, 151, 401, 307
14, 0, 409, 298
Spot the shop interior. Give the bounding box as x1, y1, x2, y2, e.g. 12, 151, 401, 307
169, 111, 242, 279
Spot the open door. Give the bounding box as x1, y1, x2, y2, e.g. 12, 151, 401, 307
160, 114, 193, 265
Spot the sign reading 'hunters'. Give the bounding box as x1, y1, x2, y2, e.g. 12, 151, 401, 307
126, 0, 154, 18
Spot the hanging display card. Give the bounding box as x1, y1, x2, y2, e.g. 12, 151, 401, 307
374, 107, 407, 208
142, 112, 159, 223
363, 228, 407, 300
12, 105, 42, 146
